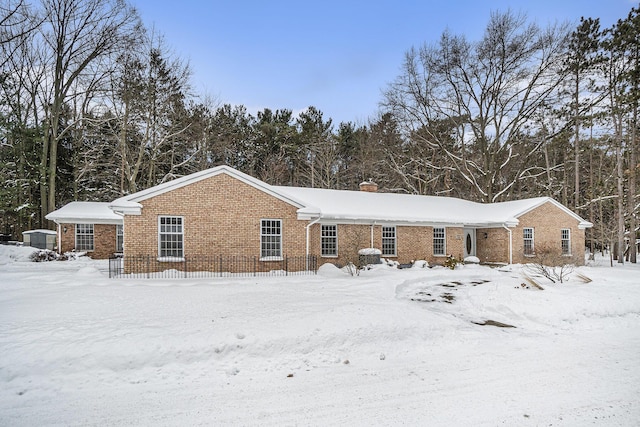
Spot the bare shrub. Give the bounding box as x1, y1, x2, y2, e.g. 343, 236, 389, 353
341, 226, 371, 276
524, 243, 578, 283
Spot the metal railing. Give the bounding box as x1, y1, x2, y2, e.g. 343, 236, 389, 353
108, 254, 318, 279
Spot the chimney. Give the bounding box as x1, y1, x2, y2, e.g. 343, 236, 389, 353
359, 179, 378, 193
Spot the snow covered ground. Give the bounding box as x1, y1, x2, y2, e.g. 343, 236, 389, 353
1, 245, 639, 426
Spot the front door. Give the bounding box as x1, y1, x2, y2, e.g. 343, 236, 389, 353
463, 228, 476, 258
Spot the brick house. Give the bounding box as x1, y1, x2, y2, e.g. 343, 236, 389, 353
45, 201, 123, 259
46, 166, 592, 269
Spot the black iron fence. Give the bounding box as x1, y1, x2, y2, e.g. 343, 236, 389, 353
108, 254, 318, 279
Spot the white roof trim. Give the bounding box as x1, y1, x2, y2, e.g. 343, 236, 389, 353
45, 202, 123, 224
51, 217, 122, 225
23, 229, 57, 235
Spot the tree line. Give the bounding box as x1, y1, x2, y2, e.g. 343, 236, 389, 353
1, 1, 638, 263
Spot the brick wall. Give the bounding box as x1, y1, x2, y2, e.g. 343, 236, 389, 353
312, 223, 373, 267
123, 173, 306, 266
475, 201, 586, 265
476, 227, 510, 263
512, 201, 586, 265
58, 223, 118, 259
312, 223, 466, 267
445, 227, 465, 262
120, 174, 586, 268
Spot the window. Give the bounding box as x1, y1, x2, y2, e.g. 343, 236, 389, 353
523, 227, 534, 255
75, 224, 94, 251
321, 224, 337, 257
261, 219, 282, 259
561, 228, 571, 255
382, 226, 396, 256
116, 224, 124, 253
159, 216, 184, 258
433, 227, 445, 256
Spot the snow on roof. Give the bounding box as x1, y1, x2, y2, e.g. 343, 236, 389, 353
102, 165, 591, 228
22, 229, 57, 235
273, 186, 592, 228
45, 202, 122, 224
274, 186, 510, 225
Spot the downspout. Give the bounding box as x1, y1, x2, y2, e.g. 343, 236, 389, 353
370, 222, 375, 248
54, 220, 61, 253
305, 216, 321, 270
502, 225, 513, 264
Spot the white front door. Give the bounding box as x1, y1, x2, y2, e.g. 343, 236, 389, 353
463, 228, 476, 258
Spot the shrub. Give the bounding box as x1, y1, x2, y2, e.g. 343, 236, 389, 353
29, 249, 59, 262
443, 255, 459, 270
524, 243, 577, 283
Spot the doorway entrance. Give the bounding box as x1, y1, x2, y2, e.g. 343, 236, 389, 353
463, 228, 476, 258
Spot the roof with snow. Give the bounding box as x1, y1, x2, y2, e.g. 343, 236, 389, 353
22, 229, 57, 235
106, 165, 592, 229
273, 186, 592, 228
45, 202, 122, 224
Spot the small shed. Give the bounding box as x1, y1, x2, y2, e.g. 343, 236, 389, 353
23, 229, 57, 250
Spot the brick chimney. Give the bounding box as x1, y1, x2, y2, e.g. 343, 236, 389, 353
359, 179, 378, 193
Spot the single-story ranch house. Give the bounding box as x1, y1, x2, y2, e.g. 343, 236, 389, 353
46, 165, 592, 271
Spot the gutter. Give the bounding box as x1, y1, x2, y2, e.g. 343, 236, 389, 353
370, 222, 376, 248
502, 224, 513, 264
54, 220, 61, 253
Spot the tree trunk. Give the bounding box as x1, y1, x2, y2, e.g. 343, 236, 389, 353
574, 77, 580, 211
39, 120, 50, 227
588, 137, 595, 260
46, 116, 59, 219
629, 110, 637, 263
617, 133, 625, 264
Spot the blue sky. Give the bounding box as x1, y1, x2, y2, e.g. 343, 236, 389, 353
133, 0, 636, 125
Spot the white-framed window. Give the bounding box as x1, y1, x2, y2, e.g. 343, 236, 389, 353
433, 227, 445, 256
523, 227, 534, 256
382, 226, 397, 256
158, 216, 184, 259
321, 224, 337, 257
75, 224, 94, 251
116, 224, 124, 253
561, 228, 571, 255
261, 219, 282, 259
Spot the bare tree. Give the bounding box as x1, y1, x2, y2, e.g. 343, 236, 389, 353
37, 0, 140, 223
0, 0, 41, 67
93, 27, 193, 194
382, 11, 571, 202
1, 2, 46, 232
602, 8, 640, 264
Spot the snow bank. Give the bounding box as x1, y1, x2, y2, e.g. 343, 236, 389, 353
1, 248, 639, 426
0, 245, 36, 264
